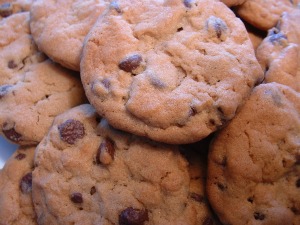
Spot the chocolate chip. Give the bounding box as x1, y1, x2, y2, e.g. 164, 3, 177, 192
58, 119, 85, 144
119, 207, 149, 225
20, 172, 32, 194
0, 84, 12, 98
269, 29, 287, 45
96, 138, 115, 165
0, 3, 13, 17
90, 186, 96, 195
296, 179, 300, 188
254, 212, 265, 220
2, 123, 22, 143
177, 27, 183, 32
247, 197, 254, 203
102, 78, 111, 89
119, 54, 143, 73
190, 192, 205, 203
110, 1, 122, 13
206, 16, 228, 41
183, 0, 193, 8
202, 217, 214, 225
216, 182, 226, 191
8, 60, 17, 69
70, 192, 83, 203
15, 153, 26, 160
189, 106, 197, 117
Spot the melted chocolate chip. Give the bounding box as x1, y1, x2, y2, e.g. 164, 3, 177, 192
96, 138, 115, 165
206, 16, 228, 40
190, 192, 205, 203
254, 212, 265, 220
0, 3, 13, 17
70, 192, 83, 203
202, 217, 214, 225
2, 126, 22, 143
183, 0, 193, 8
15, 153, 26, 160
119, 54, 142, 73
8, 60, 17, 69
58, 119, 85, 144
296, 179, 300, 188
20, 172, 32, 194
0, 84, 12, 98
119, 207, 149, 225
102, 78, 111, 89
90, 186, 96, 195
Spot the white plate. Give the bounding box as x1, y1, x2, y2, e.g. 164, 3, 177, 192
0, 136, 19, 169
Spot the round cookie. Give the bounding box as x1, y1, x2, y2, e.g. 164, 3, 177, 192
0, 12, 87, 145
0, 0, 32, 19
33, 104, 214, 225
235, 0, 299, 31
256, 28, 300, 92
81, 0, 263, 144
207, 83, 300, 225
0, 145, 37, 225
30, 0, 109, 71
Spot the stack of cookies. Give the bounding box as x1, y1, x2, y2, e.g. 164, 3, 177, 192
0, 0, 299, 224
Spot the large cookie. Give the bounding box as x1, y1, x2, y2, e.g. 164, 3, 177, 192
0, 12, 87, 145
235, 0, 299, 30
207, 83, 300, 225
81, 0, 263, 144
0, 146, 37, 224
30, 0, 109, 71
33, 104, 216, 225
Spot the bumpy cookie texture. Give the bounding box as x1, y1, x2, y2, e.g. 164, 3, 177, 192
236, 0, 299, 30
207, 83, 300, 225
30, 0, 109, 71
81, 0, 263, 144
0, 12, 87, 145
0, 0, 32, 19
33, 104, 208, 225
0, 146, 37, 225
256, 28, 300, 92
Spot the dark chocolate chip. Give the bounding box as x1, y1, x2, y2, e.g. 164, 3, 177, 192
206, 16, 228, 40
183, 0, 193, 8
254, 212, 265, 220
0, 84, 12, 98
119, 207, 149, 225
190, 192, 205, 203
217, 182, 226, 191
2, 125, 22, 143
90, 186, 96, 195
70, 192, 83, 203
8, 60, 17, 69
296, 178, 300, 188
96, 138, 115, 165
58, 119, 85, 144
247, 197, 254, 203
0, 3, 13, 17
20, 172, 32, 194
119, 54, 142, 73
102, 78, 111, 89
15, 153, 26, 160
189, 106, 197, 117
177, 27, 183, 32
202, 217, 214, 225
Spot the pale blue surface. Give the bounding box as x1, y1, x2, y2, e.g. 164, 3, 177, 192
0, 136, 18, 169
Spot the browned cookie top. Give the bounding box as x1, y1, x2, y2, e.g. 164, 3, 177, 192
81, 0, 263, 144
207, 83, 300, 225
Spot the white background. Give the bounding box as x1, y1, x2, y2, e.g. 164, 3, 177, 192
0, 136, 19, 169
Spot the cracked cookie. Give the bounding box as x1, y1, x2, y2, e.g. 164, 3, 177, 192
33, 104, 215, 225
0, 145, 37, 225
0, 12, 87, 145
81, 0, 263, 144
207, 83, 300, 225
30, 0, 109, 71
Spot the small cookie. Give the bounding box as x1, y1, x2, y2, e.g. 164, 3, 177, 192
207, 83, 300, 225
0, 0, 32, 19
33, 104, 212, 225
0, 12, 87, 145
30, 0, 109, 71
0, 146, 37, 224
236, 0, 299, 30
220, 0, 247, 7
81, 0, 263, 144
256, 28, 300, 91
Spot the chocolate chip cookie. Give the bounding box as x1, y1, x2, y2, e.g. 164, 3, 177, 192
0, 12, 87, 145
207, 83, 300, 225
30, 0, 109, 71
81, 0, 263, 144
0, 145, 37, 224
33, 104, 214, 225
